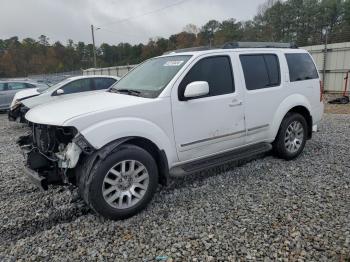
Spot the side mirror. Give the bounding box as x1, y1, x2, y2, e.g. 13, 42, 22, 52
184, 81, 209, 99
56, 89, 64, 95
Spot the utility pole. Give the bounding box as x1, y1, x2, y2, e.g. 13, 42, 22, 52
322, 27, 329, 88
91, 25, 97, 68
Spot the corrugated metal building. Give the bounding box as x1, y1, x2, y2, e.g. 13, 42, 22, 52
83, 42, 350, 93
303, 42, 350, 93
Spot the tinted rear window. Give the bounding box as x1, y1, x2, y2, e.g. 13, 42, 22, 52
240, 54, 280, 90
285, 53, 318, 82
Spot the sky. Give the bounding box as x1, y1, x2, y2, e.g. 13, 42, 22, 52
0, 0, 266, 46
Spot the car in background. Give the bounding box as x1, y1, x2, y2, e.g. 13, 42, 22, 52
0, 80, 48, 112
8, 75, 120, 122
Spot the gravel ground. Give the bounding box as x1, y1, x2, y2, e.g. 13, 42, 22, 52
0, 113, 349, 261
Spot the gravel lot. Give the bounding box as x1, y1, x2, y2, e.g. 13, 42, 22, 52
0, 113, 349, 261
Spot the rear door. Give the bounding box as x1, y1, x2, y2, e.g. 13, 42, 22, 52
239, 52, 284, 143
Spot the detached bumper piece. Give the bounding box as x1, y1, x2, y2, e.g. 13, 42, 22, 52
23, 166, 48, 191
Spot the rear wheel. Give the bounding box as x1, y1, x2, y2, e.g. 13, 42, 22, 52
81, 144, 158, 220
273, 113, 307, 160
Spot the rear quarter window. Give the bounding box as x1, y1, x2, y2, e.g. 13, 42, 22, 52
285, 53, 319, 82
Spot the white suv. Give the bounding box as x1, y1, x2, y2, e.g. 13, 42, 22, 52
18, 42, 324, 220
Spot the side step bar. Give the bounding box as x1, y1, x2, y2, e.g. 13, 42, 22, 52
170, 142, 272, 177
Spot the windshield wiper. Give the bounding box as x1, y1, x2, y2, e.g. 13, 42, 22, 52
110, 88, 141, 96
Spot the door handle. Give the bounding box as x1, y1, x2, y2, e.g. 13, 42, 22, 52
229, 100, 242, 107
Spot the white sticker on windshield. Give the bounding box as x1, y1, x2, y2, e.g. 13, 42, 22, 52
163, 60, 184, 67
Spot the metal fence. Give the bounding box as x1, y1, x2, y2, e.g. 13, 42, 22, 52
83, 65, 136, 77
28, 70, 82, 85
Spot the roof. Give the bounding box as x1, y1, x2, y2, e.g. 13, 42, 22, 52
65, 75, 120, 81
163, 48, 309, 58
162, 42, 306, 57
0, 79, 41, 84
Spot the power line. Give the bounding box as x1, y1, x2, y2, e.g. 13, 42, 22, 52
99, 28, 149, 39
98, 0, 192, 27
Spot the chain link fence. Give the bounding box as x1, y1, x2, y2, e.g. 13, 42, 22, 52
27, 70, 83, 85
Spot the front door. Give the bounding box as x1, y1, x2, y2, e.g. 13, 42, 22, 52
171, 55, 246, 162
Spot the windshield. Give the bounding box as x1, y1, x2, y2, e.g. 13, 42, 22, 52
36, 84, 50, 93
112, 55, 191, 98
41, 78, 72, 94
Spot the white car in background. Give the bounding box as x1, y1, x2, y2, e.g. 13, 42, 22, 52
8, 75, 120, 122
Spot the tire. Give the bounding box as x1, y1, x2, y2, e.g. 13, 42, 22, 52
273, 113, 308, 160
81, 144, 158, 220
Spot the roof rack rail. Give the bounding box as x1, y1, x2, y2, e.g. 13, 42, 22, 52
163, 46, 211, 55
222, 42, 298, 49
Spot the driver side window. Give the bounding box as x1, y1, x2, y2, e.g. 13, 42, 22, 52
62, 79, 92, 95
178, 56, 235, 100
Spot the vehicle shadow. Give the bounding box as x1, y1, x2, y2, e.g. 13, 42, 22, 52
164, 152, 272, 192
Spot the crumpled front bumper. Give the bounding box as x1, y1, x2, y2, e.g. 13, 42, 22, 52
8, 105, 29, 122
17, 135, 63, 191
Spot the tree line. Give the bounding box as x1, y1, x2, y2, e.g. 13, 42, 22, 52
1, 0, 349, 78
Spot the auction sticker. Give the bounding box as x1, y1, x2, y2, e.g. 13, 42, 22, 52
163, 61, 184, 66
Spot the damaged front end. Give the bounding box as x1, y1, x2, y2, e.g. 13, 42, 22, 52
8, 104, 29, 123
17, 123, 94, 190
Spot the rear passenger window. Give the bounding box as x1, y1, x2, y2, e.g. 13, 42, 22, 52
179, 56, 234, 100
285, 53, 318, 82
94, 78, 117, 90
240, 54, 280, 90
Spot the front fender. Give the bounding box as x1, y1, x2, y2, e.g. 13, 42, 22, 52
269, 94, 312, 139
80, 117, 177, 165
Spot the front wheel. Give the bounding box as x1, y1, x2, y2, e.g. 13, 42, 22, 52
273, 113, 308, 160
81, 144, 159, 220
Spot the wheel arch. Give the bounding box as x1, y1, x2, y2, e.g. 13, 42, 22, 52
286, 106, 312, 139
118, 137, 170, 186
270, 95, 313, 140
79, 136, 170, 187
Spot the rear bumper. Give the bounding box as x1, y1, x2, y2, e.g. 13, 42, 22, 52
23, 166, 48, 191
312, 102, 324, 125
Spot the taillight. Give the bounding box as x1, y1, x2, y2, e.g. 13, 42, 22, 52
320, 80, 324, 102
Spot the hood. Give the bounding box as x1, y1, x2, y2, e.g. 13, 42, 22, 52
25, 91, 151, 126
21, 89, 101, 109
21, 91, 51, 108
11, 88, 39, 107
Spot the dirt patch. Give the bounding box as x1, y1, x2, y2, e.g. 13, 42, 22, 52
324, 94, 350, 114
